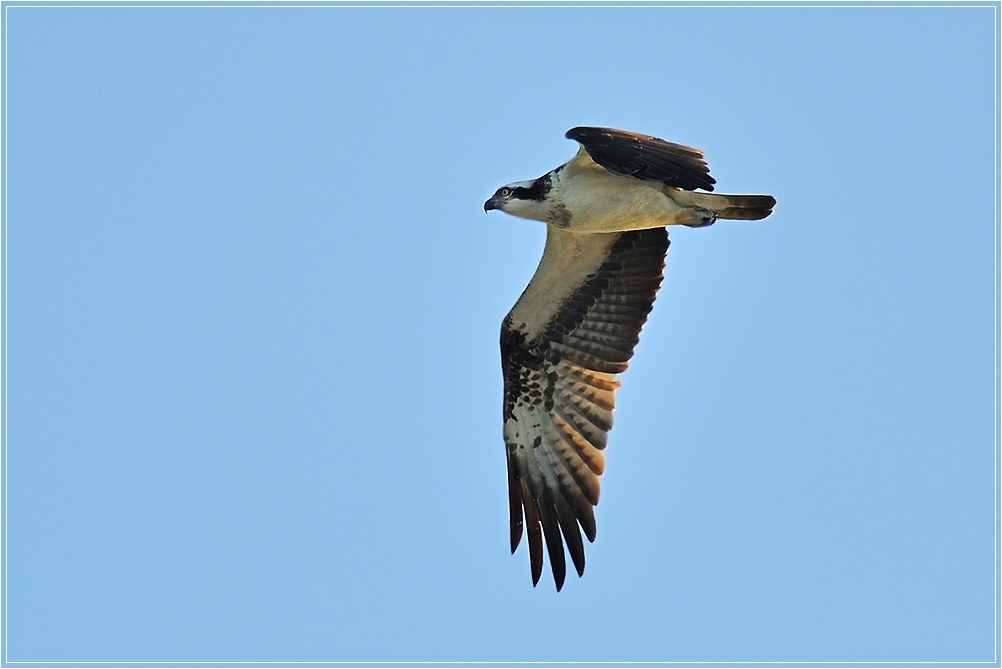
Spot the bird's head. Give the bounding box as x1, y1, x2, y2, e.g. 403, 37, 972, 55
484, 174, 553, 222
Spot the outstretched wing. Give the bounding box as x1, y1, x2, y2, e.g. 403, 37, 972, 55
501, 226, 669, 590
566, 126, 716, 192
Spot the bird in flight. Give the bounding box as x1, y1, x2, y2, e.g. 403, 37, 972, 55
484, 126, 775, 591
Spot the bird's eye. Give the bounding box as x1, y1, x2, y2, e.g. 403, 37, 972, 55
500, 187, 512, 197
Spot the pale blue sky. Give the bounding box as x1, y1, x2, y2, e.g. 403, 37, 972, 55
3, 3, 998, 664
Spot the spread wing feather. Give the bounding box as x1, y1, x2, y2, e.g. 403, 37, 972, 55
501, 227, 669, 590
566, 126, 716, 192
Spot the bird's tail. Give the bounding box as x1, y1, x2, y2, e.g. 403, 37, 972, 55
671, 189, 777, 221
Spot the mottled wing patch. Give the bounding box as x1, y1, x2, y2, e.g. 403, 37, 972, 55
500, 227, 669, 590
566, 126, 716, 192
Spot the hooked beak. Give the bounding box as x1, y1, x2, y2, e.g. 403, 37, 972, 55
484, 197, 496, 212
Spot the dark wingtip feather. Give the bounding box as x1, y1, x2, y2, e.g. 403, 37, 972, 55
555, 493, 586, 577
507, 451, 524, 554
510, 517, 523, 554
522, 480, 544, 586
580, 503, 597, 543
538, 495, 567, 592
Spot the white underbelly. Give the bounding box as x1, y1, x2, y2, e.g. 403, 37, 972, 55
560, 174, 692, 233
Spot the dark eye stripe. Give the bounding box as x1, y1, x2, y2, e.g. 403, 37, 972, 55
512, 174, 552, 202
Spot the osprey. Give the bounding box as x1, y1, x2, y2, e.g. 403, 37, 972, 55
485, 126, 775, 591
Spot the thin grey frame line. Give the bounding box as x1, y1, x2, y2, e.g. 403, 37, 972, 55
0, 1, 997, 666
1, 3, 1001, 7
996, 0, 1001, 661
3, 1, 9, 664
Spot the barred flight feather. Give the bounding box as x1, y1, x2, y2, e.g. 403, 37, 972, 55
551, 404, 608, 455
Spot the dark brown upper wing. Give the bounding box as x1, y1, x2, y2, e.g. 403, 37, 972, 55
566, 126, 716, 192
501, 227, 669, 591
